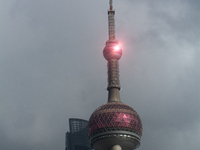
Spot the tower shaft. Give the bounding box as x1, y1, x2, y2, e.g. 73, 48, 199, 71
107, 59, 120, 102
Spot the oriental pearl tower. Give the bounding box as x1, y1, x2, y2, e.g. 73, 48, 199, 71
88, 1, 142, 150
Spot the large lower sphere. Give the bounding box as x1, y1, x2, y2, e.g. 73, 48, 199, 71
88, 102, 142, 150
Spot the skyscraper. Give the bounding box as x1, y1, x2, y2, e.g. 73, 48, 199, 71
88, 1, 143, 150
66, 118, 92, 150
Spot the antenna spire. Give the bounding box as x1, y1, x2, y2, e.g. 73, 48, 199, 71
109, 0, 113, 11
108, 0, 115, 40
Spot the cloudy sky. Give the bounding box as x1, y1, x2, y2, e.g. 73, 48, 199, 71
1, 0, 200, 150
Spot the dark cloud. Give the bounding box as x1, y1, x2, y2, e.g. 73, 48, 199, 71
1, 0, 199, 150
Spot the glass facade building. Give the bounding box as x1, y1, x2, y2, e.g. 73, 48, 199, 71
66, 118, 92, 150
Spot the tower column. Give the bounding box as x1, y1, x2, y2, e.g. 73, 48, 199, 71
107, 59, 120, 102
111, 145, 122, 150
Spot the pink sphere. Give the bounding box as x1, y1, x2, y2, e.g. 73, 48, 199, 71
88, 102, 142, 137
103, 40, 122, 61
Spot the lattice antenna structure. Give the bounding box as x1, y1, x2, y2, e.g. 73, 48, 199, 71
108, 0, 115, 40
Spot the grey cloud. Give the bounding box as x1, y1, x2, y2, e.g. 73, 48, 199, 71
1, 0, 199, 150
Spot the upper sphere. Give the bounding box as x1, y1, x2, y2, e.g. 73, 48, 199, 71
103, 40, 122, 61
88, 102, 142, 137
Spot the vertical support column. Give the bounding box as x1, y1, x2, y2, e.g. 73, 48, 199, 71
107, 59, 121, 102
111, 145, 122, 150
107, 59, 120, 90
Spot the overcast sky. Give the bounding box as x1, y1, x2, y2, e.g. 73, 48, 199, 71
0, 0, 200, 150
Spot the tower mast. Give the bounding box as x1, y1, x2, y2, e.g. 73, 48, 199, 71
88, 1, 143, 150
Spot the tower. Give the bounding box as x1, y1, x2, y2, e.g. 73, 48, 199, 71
88, 1, 142, 150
